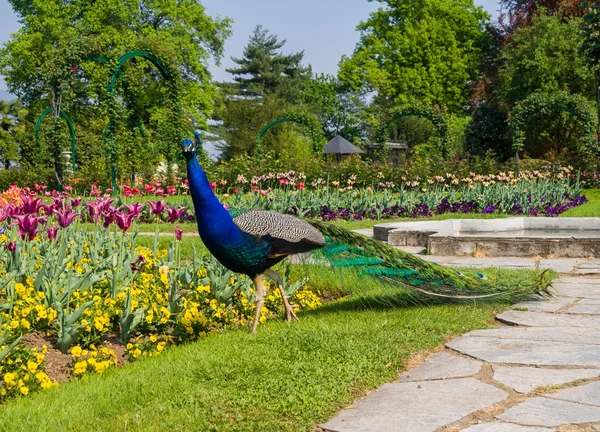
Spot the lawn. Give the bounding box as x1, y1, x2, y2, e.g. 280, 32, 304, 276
561, 189, 600, 217
0, 266, 548, 432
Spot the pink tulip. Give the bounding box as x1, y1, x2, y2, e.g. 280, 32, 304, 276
166, 206, 182, 223
166, 186, 176, 196
20, 196, 42, 214
56, 207, 78, 228
46, 226, 59, 241
12, 214, 42, 241
115, 212, 135, 232
174, 226, 183, 241
148, 200, 165, 216
70, 197, 82, 207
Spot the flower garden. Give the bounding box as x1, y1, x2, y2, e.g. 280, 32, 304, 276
0, 165, 588, 403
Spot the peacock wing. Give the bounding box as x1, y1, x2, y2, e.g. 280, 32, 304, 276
233, 210, 325, 257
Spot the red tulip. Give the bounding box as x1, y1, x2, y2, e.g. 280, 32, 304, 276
209, 182, 217, 190
297, 182, 305, 190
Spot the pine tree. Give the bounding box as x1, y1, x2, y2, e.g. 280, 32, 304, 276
226, 25, 308, 100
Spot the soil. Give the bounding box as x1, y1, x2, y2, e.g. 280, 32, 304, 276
22, 332, 72, 383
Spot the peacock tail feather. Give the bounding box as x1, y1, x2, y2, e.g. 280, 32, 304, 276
305, 220, 553, 302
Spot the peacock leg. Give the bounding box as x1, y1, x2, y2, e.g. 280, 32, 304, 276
251, 274, 267, 333
264, 269, 299, 324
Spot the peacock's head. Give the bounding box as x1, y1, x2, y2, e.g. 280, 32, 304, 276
181, 139, 196, 160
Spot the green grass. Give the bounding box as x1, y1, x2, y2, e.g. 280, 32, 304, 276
561, 189, 600, 217
0, 267, 549, 432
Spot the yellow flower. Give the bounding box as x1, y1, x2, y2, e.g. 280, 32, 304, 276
73, 360, 88, 375
19, 386, 29, 395
27, 361, 38, 373
150, 335, 158, 343
3, 372, 16, 385
157, 342, 166, 352
71, 346, 82, 357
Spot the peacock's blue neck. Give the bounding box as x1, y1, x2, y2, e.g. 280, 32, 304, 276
186, 155, 241, 245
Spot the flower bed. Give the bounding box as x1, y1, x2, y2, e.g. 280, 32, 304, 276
0, 196, 321, 402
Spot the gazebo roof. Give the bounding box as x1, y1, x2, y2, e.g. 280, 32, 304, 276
323, 135, 364, 154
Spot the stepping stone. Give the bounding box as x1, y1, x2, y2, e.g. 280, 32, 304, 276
554, 277, 600, 284
496, 397, 600, 427
496, 310, 600, 329
462, 423, 555, 431
448, 257, 536, 269
492, 366, 599, 394
539, 258, 586, 273
319, 378, 507, 432
551, 283, 600, 299
398, 352, 481, 382
447, 337, 600, 367
546, 381, 600, 407
465, 327, 600, 346
511, 297, 577, 313
563, 299, 600, 315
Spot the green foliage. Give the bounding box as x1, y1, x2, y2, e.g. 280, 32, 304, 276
339, 0, 491, 112
499, 12, 597, 107
508, 91, 599, 158
0, 0, 231, 180
465, 104, 512, 161
0, 100, 28, 169
582, 1, 600, 66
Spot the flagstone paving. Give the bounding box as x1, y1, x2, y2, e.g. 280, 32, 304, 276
320, 276, 600, 432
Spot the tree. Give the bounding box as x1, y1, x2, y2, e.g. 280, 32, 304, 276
464, 104, 512, 160
226, 25, 308, 100
0, 100, 28, 168
0, 0, 231, 180
338, 0, 491, 112
300, 74, 367, 142
498, 12, 596, 108
499, 0, 585, 30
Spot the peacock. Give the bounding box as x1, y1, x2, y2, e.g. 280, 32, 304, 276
182, 139, 552, 333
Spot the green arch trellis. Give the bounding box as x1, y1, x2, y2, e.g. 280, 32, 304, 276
255, 112, 326, 164
105, 50, 182, 191
34, 108, 77, 173
508, 91, 599, 160
378, 106, 449, 158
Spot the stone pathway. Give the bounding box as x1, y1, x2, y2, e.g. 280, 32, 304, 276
320, 276, 600, 432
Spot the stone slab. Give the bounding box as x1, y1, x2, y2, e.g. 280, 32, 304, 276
496, 397, 600, 427
575, 259, 600, 269
462, 424, 555, 432
496, 310, 600, 329
319, 378, 507, 432
465, 327, 600, 346
448, 257, 537, 269
594, 425, 600, 431
539, 259, 587, 273
551, 283, 600, 299
492, 366, 599, 394
546, 381, 600, 407
563, 299, 600, 315
398, 352, 481, 382
553, 277, 600, 285
511, 297, 577, 313
447, 337, 600, 367
351, 228, 373, 238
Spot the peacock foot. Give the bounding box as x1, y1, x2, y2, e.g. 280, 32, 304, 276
281, 295, 299, 324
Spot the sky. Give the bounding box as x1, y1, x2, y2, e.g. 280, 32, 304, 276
0, 0, 502, 99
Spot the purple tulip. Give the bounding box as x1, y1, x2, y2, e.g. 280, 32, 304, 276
87, 201, 102, 224
166, 206, 183, 223
130, 255, 146, 272
8, 205, 23, 218
46, 226, 59, 241
70, 197, 83, 208
115, 212, 135, 232
123, 202, 144, 218
148, 200, 166, 216
174, 226, 182, 241
20, 196, 42, 215
11, 214, 42, 241
56, 207, 78, 228
0, 206, 10, 222
5, 242, 15, 252
40, 204, 55, 216
102, 207, 117, 230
